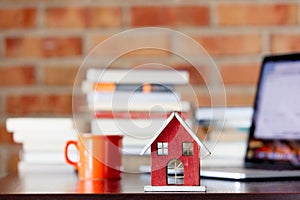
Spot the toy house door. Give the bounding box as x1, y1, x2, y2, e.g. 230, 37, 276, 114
167, 159, 184, 185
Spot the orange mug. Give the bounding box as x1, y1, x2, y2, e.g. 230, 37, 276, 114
64, 134, 123, 180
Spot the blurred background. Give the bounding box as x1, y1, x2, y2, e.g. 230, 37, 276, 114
0, 0, 300, 173
1, 0, 300, 124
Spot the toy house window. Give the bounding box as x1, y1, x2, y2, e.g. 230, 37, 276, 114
167, 159, 184, 185
182, 142, 193, 156
157, 142, 168, 156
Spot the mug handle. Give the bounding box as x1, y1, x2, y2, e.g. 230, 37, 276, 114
64, 140, 79, 170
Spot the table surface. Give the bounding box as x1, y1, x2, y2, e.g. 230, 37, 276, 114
1, 163, 300, 199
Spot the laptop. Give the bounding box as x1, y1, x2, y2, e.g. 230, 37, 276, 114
201, 53, 300, 180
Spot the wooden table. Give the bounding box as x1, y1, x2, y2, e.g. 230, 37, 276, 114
0, 163, 300, 199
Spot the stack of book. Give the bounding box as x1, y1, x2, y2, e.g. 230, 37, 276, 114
6, 118, 77, 164
195, 107, 253, 141
82, 68, 193, 154
0, 126, 22, 178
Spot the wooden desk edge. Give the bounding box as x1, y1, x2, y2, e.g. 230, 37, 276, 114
1, 193, 300, 200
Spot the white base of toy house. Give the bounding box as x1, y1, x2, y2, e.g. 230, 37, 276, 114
144, 185, 206, 192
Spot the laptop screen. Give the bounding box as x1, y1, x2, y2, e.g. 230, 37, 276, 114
245, 53, 300, 169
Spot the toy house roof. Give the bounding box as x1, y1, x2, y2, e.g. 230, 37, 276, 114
140, 111, 210, 156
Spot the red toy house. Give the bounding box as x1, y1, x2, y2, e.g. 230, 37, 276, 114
141, 111, 209, 192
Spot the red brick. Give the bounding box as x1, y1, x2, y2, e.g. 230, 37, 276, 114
0, 8, 36, 28
45, 7, 121, 28
196, 94, 212, 107
5, 36, 82, 58
131, 6, 209, 27
220, 63, 260, 85
180, 92, 216, 107
173, 65, 207, 85
193, 35, 261, 56
6, 94, 72, 115
225, 93, 255, 106
194, 93, 255, 107
217, 3, 298, 26
0, 66, 36, 86
90, 32, 171, 57
44, 66, 78, 86
0, 124, 14, 143
271, 34, 300, 54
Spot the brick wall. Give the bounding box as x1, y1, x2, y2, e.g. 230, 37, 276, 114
1, 1, 300, 125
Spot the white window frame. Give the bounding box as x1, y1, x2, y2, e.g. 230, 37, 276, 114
182, 142, 193, 156
167, 159, 184, 185
157, 142, 168, 156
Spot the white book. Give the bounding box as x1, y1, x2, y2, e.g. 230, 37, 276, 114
91, 118, 193, 149
195, 107, 253, 121
195, 107, 253, 128
88, 101, 192, 112
6, 118, 77, 151
91, 118, 166, 137
86, 68, 189, 84
87, 91, 181, 105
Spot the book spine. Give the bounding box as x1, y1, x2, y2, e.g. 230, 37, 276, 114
115, 83, 174, 93
91, 118, 193, 135
82, 81, 174, 93
86, 69, 189, 84
94, 111, 191, 119
88, 101, 192, 112
87, 91, 181, 104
